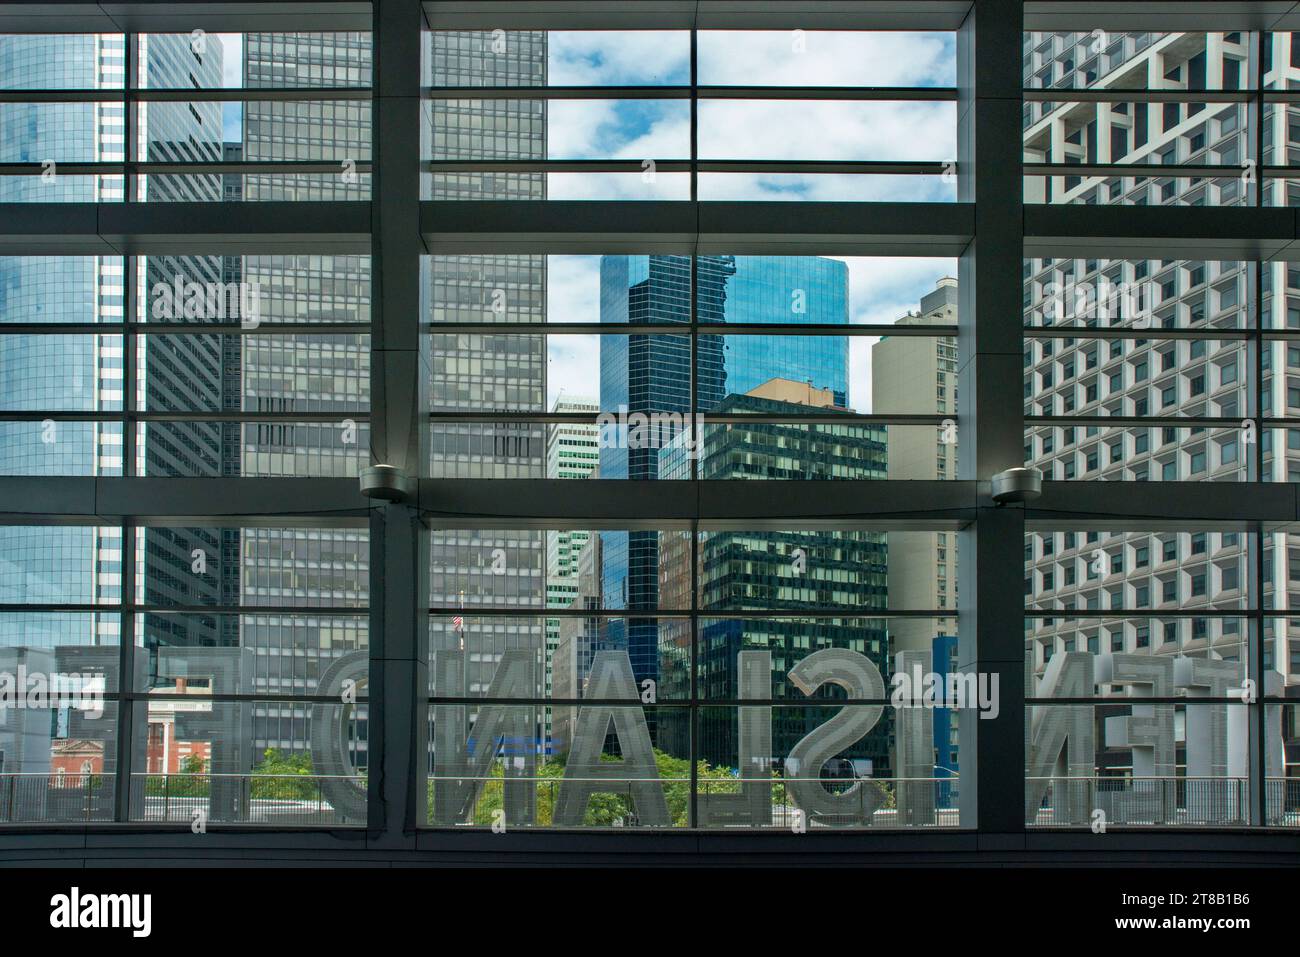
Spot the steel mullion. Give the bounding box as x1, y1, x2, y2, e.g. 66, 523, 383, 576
422, 85, 959, 101
0, 161, 374, 176
114, 521, 136, 822
688, 15, 700, 818
1023, 88, 1257, 104
0, 411, 370, 423
430, 607, 954, 618
1027, 608, 1258, 618
1025, 414, 1256, 427
1026, 162, 1246, 178
424, 321, 954, 336
0, 604, 367, 614
102, 691, 372, 704
1023, 326, 1255, 340
1252, 29, 1267, 817
427, 696, 893, 707
0, 87, 371, 104
423, 412, 951, 424
1027, 696, 1261, 705
122, 31, 138, 468
1253, 517, 1268, 825
424, 159, 949, 174
1, 322, 371, 335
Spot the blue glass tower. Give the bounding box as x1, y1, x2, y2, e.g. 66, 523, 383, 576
598, 255, 850, 691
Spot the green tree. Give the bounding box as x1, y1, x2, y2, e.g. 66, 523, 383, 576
251, 748, 318, 800
430, 748, 895, 827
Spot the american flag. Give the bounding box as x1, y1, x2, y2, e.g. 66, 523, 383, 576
453, 591, 465, 650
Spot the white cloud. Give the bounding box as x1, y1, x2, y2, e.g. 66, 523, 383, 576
547, 334, 601, 410
546, 255, 603, 322
543, 30, 954, 89
547, 100, 691, 159
697, 31, 955, 87
698, 172, 955, 202
548, 31, 690, 86
540, 255, 958, 413
217, 33, 242, 87
503, 31, 961, 416
831, 256, 958, 413
698, 100, 955, 162
544, 32, 956, 166
546, 172, 691, 200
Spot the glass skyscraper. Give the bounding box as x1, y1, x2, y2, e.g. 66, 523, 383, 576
0, 32, 227, 813
426, 31, 550, 707
238, 32, 373, 757
597, 254, 851, 692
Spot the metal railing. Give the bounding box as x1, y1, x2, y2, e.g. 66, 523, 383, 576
0, 773, 112, 823
425, 775, 962, 828
1027, 776, 1300, 827
127, 774, 367, 826
11, 770, 1294, 829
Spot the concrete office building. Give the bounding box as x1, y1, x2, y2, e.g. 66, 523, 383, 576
0, 32, 227, 805
872, 277, 960, 655
872, 278, 961, 788
240, 32, 373, 756
1022, 32, 1300, 688
427, 31, 550, 708
658, 383, 890, 770
544, 395, 599, 744
551, 533, 607, 754
598, 255, 849, 697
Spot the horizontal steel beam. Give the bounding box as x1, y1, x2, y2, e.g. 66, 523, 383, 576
427, 159, 948, 175
419, 479, 978, 530
422, 1, 975, 31
426, 411, 947, 425
0, 477, 368, 525
425, 321, 956, 336
1027, 480, 1300, 530
1024, 204, 1300, 260
0, 161, 372, 176
2, 478, 1297, 529
424, 85, 959, 101
15, 201, 1298, 262
422, 201, 976, 255
0, 87, 371, 103
1024, 1, 1300, 31
0, 1, 371, 32
0, 202, 372, 255
0, 828, 1296, 866
1023, 88, 1258, 103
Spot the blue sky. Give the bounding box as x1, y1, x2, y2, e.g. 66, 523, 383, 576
537, 32, 960, 411
542, 30, 958, 201
200, 30, 960, 412
544, 255, 957, 413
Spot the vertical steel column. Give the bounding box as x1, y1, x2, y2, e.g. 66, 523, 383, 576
956, 0, 1027, 836
368, 0, 431, 842
1249, 30, 1268, 829
114, 30, 140, 824
687, 18, 701, 826
1250, 522, 1266, 825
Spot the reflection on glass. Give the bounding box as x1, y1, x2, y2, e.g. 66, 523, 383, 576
127, 700, 369, 826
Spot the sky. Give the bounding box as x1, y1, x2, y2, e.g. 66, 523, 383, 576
201, 30, 959, 413
543, 255, 956, 414
538, 31, 959, 412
